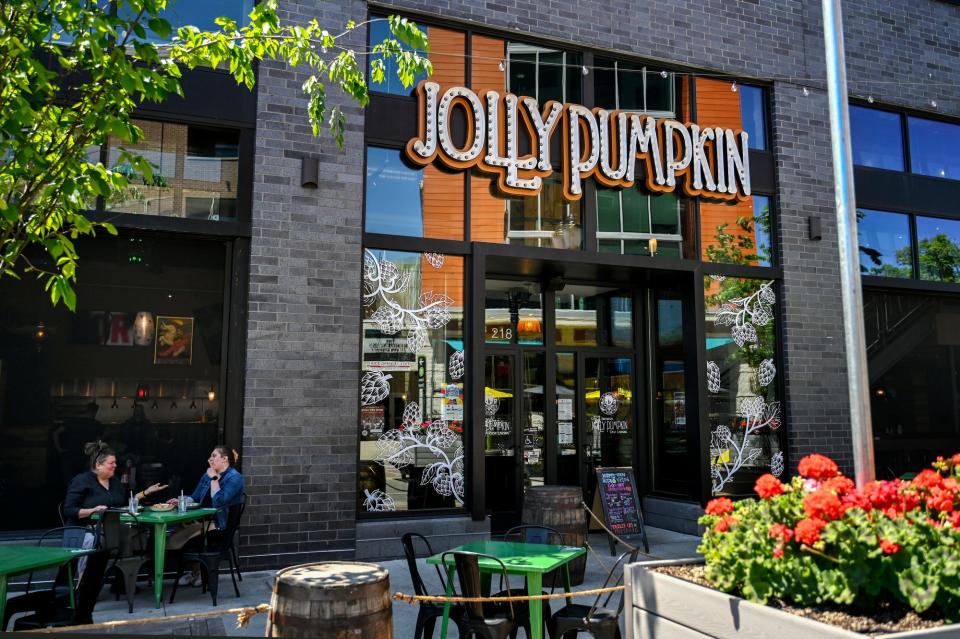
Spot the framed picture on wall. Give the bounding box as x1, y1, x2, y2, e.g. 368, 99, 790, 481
154, 316, 194, 365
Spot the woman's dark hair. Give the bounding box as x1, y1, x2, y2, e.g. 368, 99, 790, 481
213, 445, 239, 465
83, 440, 115, 470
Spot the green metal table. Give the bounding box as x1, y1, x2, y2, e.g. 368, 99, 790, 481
95, 507, 218, 608
427, 539, 587, 639
0, 545, 94, 626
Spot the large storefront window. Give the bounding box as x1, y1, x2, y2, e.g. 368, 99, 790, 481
484, 280, 543, 345
705, 276, 783, 497
368, 19, 433, 95
593, 59, 673, 115
916, 217, 960, 282
358, 250, 466, 512
850, 106, 905, 171
104, 120, 240, 220
597, 189, 686, 257
865, 290, 960, 477
0, 235, 226, 531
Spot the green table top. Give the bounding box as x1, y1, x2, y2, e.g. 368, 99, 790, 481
427, 539, 586, 574
93, 507, 218, 525
0, 546, 93, 577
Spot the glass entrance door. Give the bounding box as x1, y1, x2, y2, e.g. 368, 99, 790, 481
484, 351, 545, 527
582, 356, 635, 499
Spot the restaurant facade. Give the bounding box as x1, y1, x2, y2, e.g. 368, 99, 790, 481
0, 0, 959, 568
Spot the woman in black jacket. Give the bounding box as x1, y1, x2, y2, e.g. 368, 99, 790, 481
63, 442, 165, 526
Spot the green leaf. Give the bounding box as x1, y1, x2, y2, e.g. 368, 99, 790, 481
147, 17, 172, 39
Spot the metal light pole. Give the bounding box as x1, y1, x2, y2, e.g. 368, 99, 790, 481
822, 0, 875, 487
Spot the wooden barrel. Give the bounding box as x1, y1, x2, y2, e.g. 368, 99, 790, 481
265, 561, 392, 638
521, 486, 588, 586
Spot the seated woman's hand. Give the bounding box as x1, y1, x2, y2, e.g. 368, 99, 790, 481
144, 482, 168, 497
166, 498, 178, 506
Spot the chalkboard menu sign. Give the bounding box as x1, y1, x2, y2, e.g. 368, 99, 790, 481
595, 467, 649, 553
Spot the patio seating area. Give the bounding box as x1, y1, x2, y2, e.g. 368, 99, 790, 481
2, 527, 700, 636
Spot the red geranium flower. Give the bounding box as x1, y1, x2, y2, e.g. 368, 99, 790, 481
879, 538, 900, 555
823, 476, 855, 495
842, 491, 871, 511
772, 546, 784, 558
926, 485, 957, 512
714, 515, 737, 533
794, 517, 827, 546
947, 510, 960, 529
768, 523, 793, 541
705, 497, 735, 516
863, 480, 900, 510
797, 454, 839, 480
803, 488, 845, 520
754, 474, 785, 499
913, 469, 944, 491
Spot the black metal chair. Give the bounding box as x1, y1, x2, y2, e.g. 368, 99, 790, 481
98, 510, 151, 614
2, 526, 90, 631
442, 551, 520, 639
546, 547, 639, 639
401, 533, 466, 639
169, 498, 245, 606
497, 525, 566, 631
12, 550, 109, 630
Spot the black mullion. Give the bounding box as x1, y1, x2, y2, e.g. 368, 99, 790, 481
691, 267, 711, 504
362, 233, 471, 256
689, 73, 701, 263
901, 112, 912, 174
701, 262, 782, 280
470, 250, 487, 521
513, 350, 523, 518
581, 51, 597, 253
224, 238, 249, 462
633, 284, 649, 496
544, 288, 558, 484
576, 351, 587, 495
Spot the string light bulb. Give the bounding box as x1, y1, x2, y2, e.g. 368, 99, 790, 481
802, 86, 810, 96
867, 96, 874, 104
498, 59, 505, 72
581, 65, 589, 76
660, 70, 669, 78
931, 100, 938, 108
730, 81, 738, 93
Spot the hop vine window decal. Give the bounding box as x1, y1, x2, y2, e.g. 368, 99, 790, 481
424, 252, 445, 269
771, 451, 785, 477
706, 361, 722, 394
757, 359, 776, 387
449, 350, 465, 380
363, 249, 453, 354
362, 489, 396, 512
360, 371, 392, 406
710, 396, 781, 493
374, 401, 464, 504
714, 281, 775, 347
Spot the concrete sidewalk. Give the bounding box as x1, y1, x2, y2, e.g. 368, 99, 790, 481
53, 527, 700, 636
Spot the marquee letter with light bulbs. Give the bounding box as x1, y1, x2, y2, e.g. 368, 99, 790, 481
405, 80, 751, 203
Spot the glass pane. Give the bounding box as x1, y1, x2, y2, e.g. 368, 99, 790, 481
655, 241, 682, 258
702, 195, 773, 267
365, 147, 423, 236
857, 209, 912, 278
565, 53, 582, 103
119, 0, 253, 41
738, 85, 766, 150
555, 353, 578, 485
596, 189, 621, 233
584, 357, 633, 469
505, 175, 580, 249
522, 352, 546, 490
652, 294, 692, 495
850, 106, 904, 171
916, 216, 960, 282
705, 277, 782, 497
617, 61, 644, 111
0, 235, 226, 530
555, 286, 599, 347
358, 250, 466, 513
508, 54, 537, 97
485, 280, 543, 345
599, 239, 622, 254
369, 20, 429, 95
866, 290, 960, 477
646, 70, 673, 114
650, 193, 680, 235
538, 52, 564, 104
621, 189, 649, 234
610, 296, 633, 348
909, 116, 960, 179
594, 58, 617, 110
484, 354, 516, 513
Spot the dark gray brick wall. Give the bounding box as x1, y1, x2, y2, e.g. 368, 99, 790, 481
242, 0, 960, 564
242, 0, 367, 569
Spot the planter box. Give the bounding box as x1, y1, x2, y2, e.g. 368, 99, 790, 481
624, 559, 960, 639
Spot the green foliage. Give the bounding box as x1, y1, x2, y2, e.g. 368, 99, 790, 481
0, 1, 430, 309
699, 455, 960, 621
